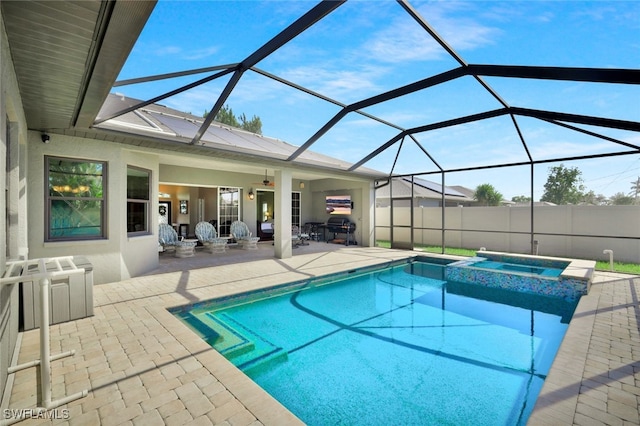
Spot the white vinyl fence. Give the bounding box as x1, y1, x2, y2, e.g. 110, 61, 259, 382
375, 205, 640, 263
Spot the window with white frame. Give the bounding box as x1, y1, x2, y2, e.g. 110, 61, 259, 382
292, 191, 301, 228
127, 166, 150, 234
46, 156, 106, 241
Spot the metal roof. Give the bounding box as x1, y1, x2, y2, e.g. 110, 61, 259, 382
375, 177, 474, 202
94, 93, 384, 178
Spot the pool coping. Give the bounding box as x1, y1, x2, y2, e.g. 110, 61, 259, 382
153, 305, 304, 425
477, 250, 596, 281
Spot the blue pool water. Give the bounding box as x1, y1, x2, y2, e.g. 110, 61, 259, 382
173, 260, 578, 425
471, 260, 563, 277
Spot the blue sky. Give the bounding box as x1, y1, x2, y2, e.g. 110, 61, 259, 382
115, 0, 640, 200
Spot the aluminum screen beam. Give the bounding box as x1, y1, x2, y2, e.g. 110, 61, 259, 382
398, 0, 509, 109
287, 67, 466, 161
113, 64, 238, 87
94, 67, 236, 124
291, 63, 637, 162
511, 107, 640, 132
389, 149, 639, 177
349, 106, 640, 172
190, 0, 345, 145
252, 67, 404, 130
467, 64, 640, 85
348, 108, 509, 171
541, 119, 640, 151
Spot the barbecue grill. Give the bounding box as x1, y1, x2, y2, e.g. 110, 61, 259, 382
325, 216, 356, 245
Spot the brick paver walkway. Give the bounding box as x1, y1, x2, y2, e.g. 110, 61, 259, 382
529, 272, 640, 425
3, 245, 639, 425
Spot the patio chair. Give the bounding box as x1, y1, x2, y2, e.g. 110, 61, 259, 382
158, 223, 182, 253
195, 221, 227, 253
292, 225, 309, 248
298, 224, 311, 245
159, 223, 197, 257
230, 220, 260, 250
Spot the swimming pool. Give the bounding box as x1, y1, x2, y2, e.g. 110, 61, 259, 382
471, 260, 562, 277
172, 259, 578, 425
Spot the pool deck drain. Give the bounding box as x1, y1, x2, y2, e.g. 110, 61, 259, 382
3, 243, 639, 425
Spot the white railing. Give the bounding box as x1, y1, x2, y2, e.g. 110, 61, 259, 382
1, 257, 88, 425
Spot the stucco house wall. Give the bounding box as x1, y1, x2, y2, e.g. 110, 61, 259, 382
26, 136, 375, 285
310, 178, 375, 247
27, 132, 158, 284
1, 7, 28, 404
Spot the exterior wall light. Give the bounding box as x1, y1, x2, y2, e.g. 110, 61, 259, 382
248, 190, 255, 200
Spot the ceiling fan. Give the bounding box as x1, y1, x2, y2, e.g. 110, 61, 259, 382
253, 169, 275, 187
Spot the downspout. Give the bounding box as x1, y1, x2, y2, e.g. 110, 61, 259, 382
530, 163, 535, 255
411, 175, 415, 249
374, 178, 391, 248
441, 172, 446, 254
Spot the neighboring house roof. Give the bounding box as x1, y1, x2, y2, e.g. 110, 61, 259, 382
450, 185, 518, 206
376, 177, 474, 203
448, 185, 476, 200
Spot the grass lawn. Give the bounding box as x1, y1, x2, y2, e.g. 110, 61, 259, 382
375, 241, 640, 275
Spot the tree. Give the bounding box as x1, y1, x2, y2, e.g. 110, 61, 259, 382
212, 105, 240, 128
474, 183, 503, 206
511, 195, 531, 204
239, 113, 262, 134
582, 191, 609, 206
540, 164, 585, 205
204, 105, 263, 135
610, 192, 635, 205
630, 177, 640, 202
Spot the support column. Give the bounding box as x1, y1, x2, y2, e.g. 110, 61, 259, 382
274, 169, 293, 259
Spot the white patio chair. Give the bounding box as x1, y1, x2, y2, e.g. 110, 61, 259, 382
158, 223, 182, 253
230, 220, 260, 250
195, 221, 227, 253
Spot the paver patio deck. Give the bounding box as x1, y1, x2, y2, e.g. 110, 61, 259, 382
2, 242, 639, 425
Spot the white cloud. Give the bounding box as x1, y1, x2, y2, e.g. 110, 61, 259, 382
279, 64, 388, 102
366, 29, 443, 62
154, 45, 182, 56
529, 140, 614, 159
362, 3, 500, 64
184, 46, 220, 61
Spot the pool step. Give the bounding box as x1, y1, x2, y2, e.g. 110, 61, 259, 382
175, 311, 223, 344
180, 311, 288, 370
215, 314, 287, 368
178, 311, 255, 357
241, 348, 288, 377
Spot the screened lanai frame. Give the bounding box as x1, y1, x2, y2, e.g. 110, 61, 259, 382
101, 0, 640, 255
